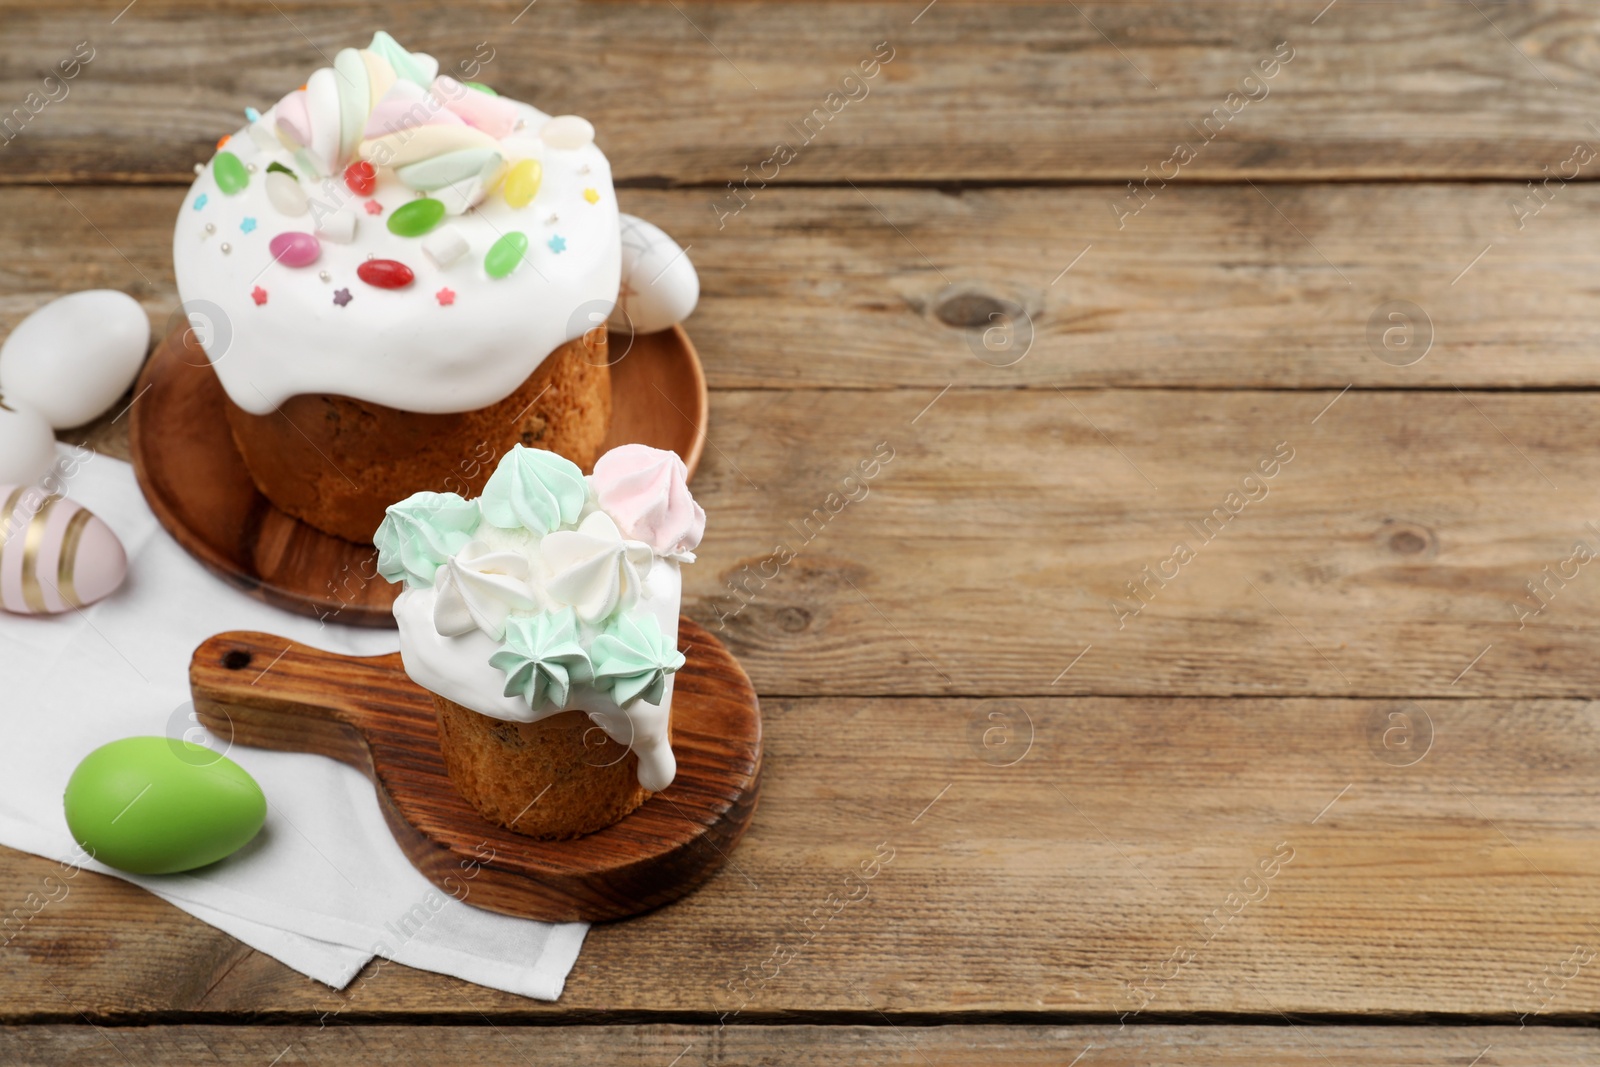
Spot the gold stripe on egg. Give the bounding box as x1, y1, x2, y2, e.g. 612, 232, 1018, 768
0, 484, 25, 544
56, 506, 93, 609
0, 484, 25, 612
19, 495, 63, 614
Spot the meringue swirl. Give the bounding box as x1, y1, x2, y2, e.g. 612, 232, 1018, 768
591, 611, 686, 709
374, 491, 480, 585
589, 444, 706, 561
431, 539, 540, 640
480, 444, 588, 534
541, 511, 654, 624
489, 607, 592, 708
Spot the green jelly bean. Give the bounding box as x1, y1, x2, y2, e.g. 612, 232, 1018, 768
465, 81, 497, 95
387, 197, 447, 237
485, 231, 529, 279
213, 151, 249, 195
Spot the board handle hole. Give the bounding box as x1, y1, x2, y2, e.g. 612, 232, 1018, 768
222, 649, 253, 670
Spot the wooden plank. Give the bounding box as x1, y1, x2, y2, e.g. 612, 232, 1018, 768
4, 696, 1599, 1017
674, 386, 1600, 699
2, 1024, 1596, 1065
10, 183, 1600, 392
4, 2, 1600, 184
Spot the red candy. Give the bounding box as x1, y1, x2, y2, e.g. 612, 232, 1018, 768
344, 161, 377, 196
357, 258, 414, 289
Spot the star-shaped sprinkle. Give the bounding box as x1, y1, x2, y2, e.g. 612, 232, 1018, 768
583, 187, 599, 204
333, 288, 352, 307
436, 287, 456, 306
193, 194, 208, 211
547, 234, 566, 254
245, 106, 261, 122
240, 217, 257, 233
364, 199, 384, 215
251, 286, 268, 306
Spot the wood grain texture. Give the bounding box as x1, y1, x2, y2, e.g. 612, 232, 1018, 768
3, 696, 1598, 1018
4, 2, 1600, 183
687, 387, 1600, 700
2, 1024, 1596, 1066
9, 183, 1600, 392
187, 622, 761, 922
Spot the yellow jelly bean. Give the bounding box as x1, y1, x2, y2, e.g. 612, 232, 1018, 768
502, 159, 542, 209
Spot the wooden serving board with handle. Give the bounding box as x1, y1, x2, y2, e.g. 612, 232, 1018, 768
188, 617, 760, 923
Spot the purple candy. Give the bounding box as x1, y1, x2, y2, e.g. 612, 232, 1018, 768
268, 231, 321, 268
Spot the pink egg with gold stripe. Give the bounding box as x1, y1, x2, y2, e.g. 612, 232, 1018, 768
0, 486, 126, 615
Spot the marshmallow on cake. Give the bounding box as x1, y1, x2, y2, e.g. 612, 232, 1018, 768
377, 442, 704, 839
173, 32, 699, 542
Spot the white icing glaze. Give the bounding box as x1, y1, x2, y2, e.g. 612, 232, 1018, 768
173, 39, 625, 416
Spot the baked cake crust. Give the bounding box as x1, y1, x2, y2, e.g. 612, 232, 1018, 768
223, 332, 610, 542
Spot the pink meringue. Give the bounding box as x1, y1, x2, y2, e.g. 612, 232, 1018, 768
590, 444, 705, 561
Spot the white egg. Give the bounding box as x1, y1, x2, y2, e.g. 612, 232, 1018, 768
0, 485, 127, 614
0, 291, 150, 429
615, 215, 700, 334
0, 403, 56, 484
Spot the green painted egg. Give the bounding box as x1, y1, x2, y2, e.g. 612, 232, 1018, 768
63, 737, 266, 874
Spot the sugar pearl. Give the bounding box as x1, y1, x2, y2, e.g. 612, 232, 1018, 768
220, 242, 232, 254
246, 162, 258, 173
204, 222, 215, 233
319, 270, 330, 282
193, 163, 204, 175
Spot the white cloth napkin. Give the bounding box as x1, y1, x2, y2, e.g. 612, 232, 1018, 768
0, 445, 587, 998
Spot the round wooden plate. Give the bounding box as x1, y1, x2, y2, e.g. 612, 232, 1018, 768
189, 617, 760, 923
129, 324, 708, 628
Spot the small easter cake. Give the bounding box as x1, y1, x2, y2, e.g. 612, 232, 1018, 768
377, 442, 704, 838
173, 32, 699, 543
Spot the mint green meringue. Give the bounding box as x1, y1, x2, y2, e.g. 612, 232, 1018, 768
489, 607, 592, 709
591, 612, 685, 708
367, 30, 438, 87
480, 445, 587, 534
374, 491, 480, 585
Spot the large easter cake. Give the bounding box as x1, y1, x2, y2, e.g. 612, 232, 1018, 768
173, 32, 698, 542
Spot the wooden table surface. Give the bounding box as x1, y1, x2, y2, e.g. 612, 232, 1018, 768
6, 1, 1600, 1062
